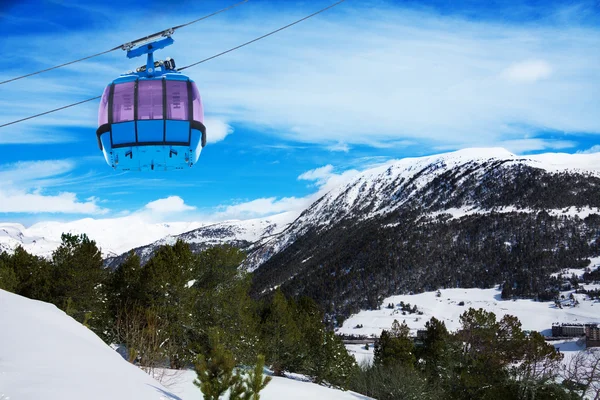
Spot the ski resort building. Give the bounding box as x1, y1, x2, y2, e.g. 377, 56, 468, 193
585, 324, 600, 348
552, 323, 585, 337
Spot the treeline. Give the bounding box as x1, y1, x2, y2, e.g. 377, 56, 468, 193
352, 309, 580, 400
0, 235, 355, 389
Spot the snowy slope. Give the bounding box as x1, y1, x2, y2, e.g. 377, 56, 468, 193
246, 148, 600, 269
0, 289, 180, 400
0, 289, 370, 400
163, 370, 371, 400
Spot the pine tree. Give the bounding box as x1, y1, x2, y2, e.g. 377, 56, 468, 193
261, 290, 302, 376
419, 316, 455, 383
10, 246, 53, 301
194, 328, 239, 400
374, 319, 415, 369
51, 233, 107, 331
230, 354, 272, 400
0, 253, 18, 292
140, 240, 196, 368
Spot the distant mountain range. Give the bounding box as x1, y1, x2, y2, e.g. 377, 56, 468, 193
4, 148, 600, 319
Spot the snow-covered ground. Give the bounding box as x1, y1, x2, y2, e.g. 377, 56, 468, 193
0, 289, 180, 400
0, 289, 370, 399
339, 286, 600, 338
551, 257, 600, 279
160, 369, 371, 400
340, 285, 600, 366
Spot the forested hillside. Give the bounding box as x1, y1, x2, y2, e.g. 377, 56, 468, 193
250, 150, 600, 319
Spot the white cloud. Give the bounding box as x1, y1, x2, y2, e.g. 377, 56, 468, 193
502, 60, 553, 83
204, 118, 233, 144
299, 164, 360, 193
2, 4, 598, 148
0, 160, 108, 214
328, 142, 350, 152
497, 138, 575, 153
434, 138, 577, 154
215, 196, 307, 219
298, 165, 335, 182
577, 145, 600, 154
212, 164, 360, 220
0, 190, 107, 214
144, 196, 196, 213
0, 160, 74, 185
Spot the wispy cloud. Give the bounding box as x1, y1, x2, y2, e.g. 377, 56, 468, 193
210, 163, 360, 220
502, 60, 553, 83
327, 142, 350, 152
205, 118, 233, 143
577, 145, 600, 154
434, 137, 577, 154
2, 2, 598, 149
0, 160, 108, 214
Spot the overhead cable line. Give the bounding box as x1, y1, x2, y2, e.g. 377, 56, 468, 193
0, 0, 347, 129
179, 0, 346, 71
0, 97, 102, 128
0, 0, 249, 86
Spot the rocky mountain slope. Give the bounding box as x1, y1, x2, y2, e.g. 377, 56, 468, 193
247, 148, 600, 318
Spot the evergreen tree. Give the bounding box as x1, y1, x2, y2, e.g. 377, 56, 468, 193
140, 240, 196, 368
10, 246, 53, 301
191, 246, 258, 365
510, 331, 563, 398
230, 354, 272, 400
374, 319, 415, 369
418, 316, 456, 384
194, 328, 239, 400
0, 252, 18, 292
51, 233, 107, 331
260, 289, 302, 376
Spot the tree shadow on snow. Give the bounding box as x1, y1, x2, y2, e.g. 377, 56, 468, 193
146, 384, 183, 400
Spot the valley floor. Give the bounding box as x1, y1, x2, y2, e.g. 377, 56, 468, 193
339, 284, 600, 369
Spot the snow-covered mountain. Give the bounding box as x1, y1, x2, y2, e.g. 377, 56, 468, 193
248, 148, 600, 317
0, 212, 296, 262
0, 216, 204, 258
246, 148, 600, 269
104, 212, 296, 268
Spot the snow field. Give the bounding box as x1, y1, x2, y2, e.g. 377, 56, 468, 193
0, 289, 180, 400
0, 289, 372, 399
339, 286, 600, 367
339, 287, 600, 338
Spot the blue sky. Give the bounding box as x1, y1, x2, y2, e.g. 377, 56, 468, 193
0, 0, 599, 224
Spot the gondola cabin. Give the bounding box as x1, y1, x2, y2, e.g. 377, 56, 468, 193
96, 36, 206, 171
